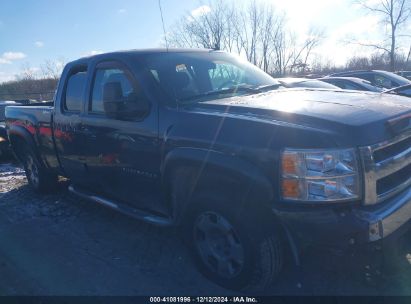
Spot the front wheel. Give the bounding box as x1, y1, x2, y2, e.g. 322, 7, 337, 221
187, 195, 283, 292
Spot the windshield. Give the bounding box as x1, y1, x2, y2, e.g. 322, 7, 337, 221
141, 51, 279, 102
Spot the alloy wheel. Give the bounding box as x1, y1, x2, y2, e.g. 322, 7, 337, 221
193, 211, 245, 279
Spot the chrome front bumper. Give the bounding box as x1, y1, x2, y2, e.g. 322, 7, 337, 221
355, 187, 411, 241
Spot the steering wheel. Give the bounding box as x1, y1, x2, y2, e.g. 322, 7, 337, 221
218, 80, 237, 90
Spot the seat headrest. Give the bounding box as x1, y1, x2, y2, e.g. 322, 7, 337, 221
174, 72, 190, 89
103, 82, 122, 102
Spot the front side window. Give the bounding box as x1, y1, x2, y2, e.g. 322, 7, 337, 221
90, 67, 135, 113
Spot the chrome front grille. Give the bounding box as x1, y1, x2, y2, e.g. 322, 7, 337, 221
360, 130, 411, 205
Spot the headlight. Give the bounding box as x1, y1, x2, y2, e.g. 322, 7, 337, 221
281, 148, 361, 202
0, 136, 6, 143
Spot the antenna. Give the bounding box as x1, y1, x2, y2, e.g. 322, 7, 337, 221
158, 0, 169, 50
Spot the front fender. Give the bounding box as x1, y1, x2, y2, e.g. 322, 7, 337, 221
162, 147, 274, 214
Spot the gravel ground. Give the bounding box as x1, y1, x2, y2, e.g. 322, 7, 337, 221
0, 161, 410, 296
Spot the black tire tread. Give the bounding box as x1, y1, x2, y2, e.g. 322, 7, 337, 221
184, 189, 284, 292
21, 145, 57, 193
244, 233, 283, 292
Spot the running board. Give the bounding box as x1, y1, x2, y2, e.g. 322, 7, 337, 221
68, 185, 173, 226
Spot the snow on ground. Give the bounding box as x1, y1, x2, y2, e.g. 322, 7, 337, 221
0, 163, 26, 193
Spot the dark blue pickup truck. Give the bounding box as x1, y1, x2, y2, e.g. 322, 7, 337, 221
5, 49, 411, 291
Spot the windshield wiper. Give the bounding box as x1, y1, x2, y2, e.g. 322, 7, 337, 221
179, 86, 259, 102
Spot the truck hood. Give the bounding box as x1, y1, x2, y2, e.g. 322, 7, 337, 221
189, 89, 411, 145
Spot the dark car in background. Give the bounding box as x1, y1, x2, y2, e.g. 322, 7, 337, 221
329, 70, 410, 89
385, 84, 411, 98
275, 77, 340, 89
0, 101, 18, 158
321, 77, 383, 92
396, 71, 411, 80
0, 100, 33, 159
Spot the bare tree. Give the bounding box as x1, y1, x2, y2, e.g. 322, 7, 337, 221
405, 42, 411, 68
18, 62, 37, 81
40, 58, 66, 81
271, 27, 324, 76
354, 0, 411, 71
165, 0, 324, 76
168, 0, 235, 50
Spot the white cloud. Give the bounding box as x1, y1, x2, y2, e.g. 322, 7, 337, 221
83, 50, 103, 57
190, 5, 211, 18
34, 41, 44, 48
0, 52, 26, 64
3, 52, 26, 60
117, 8, 127, 14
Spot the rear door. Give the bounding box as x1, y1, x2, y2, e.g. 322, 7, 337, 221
79, 61, 163, 214
53, 64, 90, 184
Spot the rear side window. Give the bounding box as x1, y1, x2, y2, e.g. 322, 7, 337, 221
64, 70, 87, 112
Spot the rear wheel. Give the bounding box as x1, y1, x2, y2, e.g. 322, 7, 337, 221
186, 194, 283, 292
21, 146, 57, 193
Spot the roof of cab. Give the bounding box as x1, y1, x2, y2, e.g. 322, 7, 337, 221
68, 48, 217, 66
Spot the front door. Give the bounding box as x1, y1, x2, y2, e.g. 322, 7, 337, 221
79, 61, 163, 214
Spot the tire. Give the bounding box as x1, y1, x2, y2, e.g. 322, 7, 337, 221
21, 145, 57, 193
185, 193, 283, 292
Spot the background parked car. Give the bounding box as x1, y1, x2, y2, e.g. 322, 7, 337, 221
0, 100, 33, 159
0, 101, 18, 159
385, 84, 411, 98
395, 71, 411, 80
275, 78, 340, 89
329, 70, 410, 89
320, 77, 383, 92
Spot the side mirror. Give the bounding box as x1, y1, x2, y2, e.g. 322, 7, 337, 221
103, 82, 149, 120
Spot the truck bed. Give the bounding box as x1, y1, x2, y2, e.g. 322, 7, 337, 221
5, 103, 59, 172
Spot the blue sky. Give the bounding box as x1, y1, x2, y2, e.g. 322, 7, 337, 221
0, 0, 204, 82
1, 0, 410, 83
